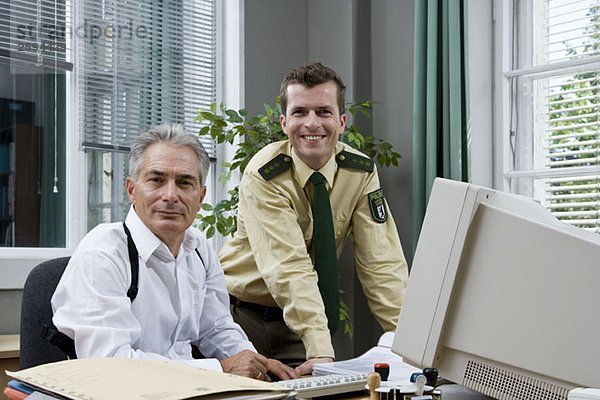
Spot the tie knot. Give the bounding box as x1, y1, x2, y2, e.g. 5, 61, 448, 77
309, 172, 326, 185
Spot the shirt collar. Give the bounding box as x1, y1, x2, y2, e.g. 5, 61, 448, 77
125, 206, 196, 262
291, 142, 343, 188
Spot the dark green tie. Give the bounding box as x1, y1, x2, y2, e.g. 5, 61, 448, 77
309, 172, 339, 334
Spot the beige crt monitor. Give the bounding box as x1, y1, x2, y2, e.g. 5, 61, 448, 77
392, 178, 600, 400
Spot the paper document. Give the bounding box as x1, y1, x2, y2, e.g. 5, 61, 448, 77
6, 358, 292, 400
313, 332, 420, 382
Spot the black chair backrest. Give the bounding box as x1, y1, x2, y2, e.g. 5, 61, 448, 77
20, 257, 71, 369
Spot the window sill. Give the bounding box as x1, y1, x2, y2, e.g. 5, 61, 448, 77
0, 249, 71, 289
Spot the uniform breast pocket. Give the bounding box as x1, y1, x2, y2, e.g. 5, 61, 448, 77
302, 216, 350, 250
333, 217, 350, 245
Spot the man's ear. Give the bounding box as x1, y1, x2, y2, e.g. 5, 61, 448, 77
196, 185, 207, 214
280, 114, 289, 136
199, 185, 207, 205
126, 177, 136, 204
339, 113, 347, 134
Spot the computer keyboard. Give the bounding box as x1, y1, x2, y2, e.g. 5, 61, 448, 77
277, 373, 369, 398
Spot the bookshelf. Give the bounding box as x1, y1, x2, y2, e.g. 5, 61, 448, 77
0, 99, 41, 247
0, 334, 20, 390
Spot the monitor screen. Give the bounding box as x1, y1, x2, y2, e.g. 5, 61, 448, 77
392, 178, 600, 400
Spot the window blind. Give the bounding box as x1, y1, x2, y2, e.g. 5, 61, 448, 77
544, 66, 600, 231
0, 0, 72, 71
78, 0, 217, 158
507, 0, 600, 232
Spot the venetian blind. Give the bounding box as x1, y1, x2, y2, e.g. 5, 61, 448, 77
507, 0, 600, 232
78, 0, 217, 158
0, 0, 72, 71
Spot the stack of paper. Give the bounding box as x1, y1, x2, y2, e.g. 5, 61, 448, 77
5, 358, 294, 400
313, 332, 420, 382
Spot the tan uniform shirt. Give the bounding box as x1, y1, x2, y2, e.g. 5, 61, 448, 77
219, 140, 409, 359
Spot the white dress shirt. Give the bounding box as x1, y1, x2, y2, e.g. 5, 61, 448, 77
51, 207, 256, 371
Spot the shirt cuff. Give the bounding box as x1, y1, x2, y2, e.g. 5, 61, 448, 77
185, 358, 223, 372
302, 330, 335, 360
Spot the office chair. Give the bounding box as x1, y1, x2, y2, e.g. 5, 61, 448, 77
20, 257, 72, 369
19, 255, 205, 368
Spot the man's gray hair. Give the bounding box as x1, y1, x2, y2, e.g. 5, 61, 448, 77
129, 124, 210, 186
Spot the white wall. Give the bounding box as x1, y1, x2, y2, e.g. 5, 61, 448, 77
243, 0, 308, 116
243, 0, 416, 358
371, 0, 415, 256
244, 1, 416, 256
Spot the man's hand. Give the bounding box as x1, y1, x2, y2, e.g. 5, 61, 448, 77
295, 357, 334, 376
220, 350, 269, 380
220, 350, 299, 381
267, 358, 300, 381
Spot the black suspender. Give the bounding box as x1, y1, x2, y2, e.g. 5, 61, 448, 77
122, 222, 206, 301
123, 222, 139, 301
194, 248, 205, 268
45, 222, 206, 357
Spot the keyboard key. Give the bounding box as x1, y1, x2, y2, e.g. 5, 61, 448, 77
277, 373, 368, 398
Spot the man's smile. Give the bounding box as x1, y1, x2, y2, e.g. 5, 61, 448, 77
302, 135, 325, 141
156, 210, 182, 217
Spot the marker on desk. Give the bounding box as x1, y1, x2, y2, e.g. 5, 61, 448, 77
423, 368, 438, 387
414, 374, 427, 396
374, 362, 390, 381
367, 372, 381, 400
410, 368, 438, 387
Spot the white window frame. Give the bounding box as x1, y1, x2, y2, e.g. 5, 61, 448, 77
212, 0, 244, 251
494, 0, 514, 192
467, 1, 494, 188
0, 0, 82, 288
0, 0, 242, 289
494, 0, 600, 232
0, 69, 83, 288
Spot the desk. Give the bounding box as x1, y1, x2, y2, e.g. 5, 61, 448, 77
314, 384, 493, 399
0, 345, 492, 400
0, 335, 19, 391
433, 384, 493, 399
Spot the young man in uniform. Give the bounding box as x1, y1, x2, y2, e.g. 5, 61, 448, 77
220, 63, 409, 374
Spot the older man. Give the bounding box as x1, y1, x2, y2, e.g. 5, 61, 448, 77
51, 124, 297, 381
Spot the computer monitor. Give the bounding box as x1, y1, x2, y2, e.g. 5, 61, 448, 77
392, 178, 600, 400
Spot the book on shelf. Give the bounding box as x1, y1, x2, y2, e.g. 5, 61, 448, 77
3, 386, 29, 400
5, 357, 295, 400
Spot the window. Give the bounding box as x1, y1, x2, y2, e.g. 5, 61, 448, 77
78, 0, 217, 229
0, 0, 217, 245
503, 0, 600, 232
0, 0, 72, 247
0, 0, 223, 286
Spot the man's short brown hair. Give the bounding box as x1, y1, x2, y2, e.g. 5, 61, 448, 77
280, 62, 346, 116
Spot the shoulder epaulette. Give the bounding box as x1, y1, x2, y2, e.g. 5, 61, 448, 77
258, 153, 293, 180
335, 150, 374, 172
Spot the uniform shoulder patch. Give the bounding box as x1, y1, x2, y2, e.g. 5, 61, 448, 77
336, 151, 374, 172
368, 188, 388, 223
258, 153, 293, 180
